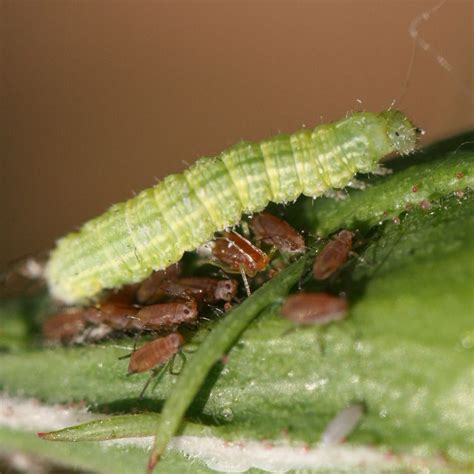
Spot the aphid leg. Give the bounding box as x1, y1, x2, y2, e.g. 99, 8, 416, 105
210, 306, 225, 318
239, 265, 251, 297
147, 365, 170, 396
279, 322, 325, 352
280, 325, 298, 338
372, 165, 393, 176
118, 352, 132, 360
138, 373, 155, 399
139, 365, 168, 400
280, 324, 326, 354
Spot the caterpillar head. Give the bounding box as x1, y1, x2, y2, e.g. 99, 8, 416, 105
380, 109, 420, 155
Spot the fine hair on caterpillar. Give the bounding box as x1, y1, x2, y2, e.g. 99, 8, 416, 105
46, 110, 418, 304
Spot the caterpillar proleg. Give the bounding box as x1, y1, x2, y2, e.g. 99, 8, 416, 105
46, 110, 418, 303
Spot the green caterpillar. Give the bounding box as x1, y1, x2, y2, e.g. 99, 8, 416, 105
46, 110, 418, 304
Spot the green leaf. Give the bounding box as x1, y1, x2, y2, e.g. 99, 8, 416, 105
0, 427, 213, 474
0, 132, 473, 472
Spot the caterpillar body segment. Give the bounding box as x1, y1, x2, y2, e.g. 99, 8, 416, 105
47, 110, 417, 303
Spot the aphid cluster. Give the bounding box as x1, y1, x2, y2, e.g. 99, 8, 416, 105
38, 110, 419, 471
42, 262, 238, 384
42, 212, 306, 391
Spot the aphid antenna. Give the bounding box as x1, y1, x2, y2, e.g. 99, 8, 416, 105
239, 265, 251, 297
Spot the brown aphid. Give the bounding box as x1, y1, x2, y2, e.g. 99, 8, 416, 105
281, 292, 348, 325
212, 231, 269, 276
82, 303, 140, 331
42, 309, 87, 342
313, 230, 353, 280
174, 277, 238, 303
249, 212, 305, 253
128, 333, 184, 374
132, 300, 198, 331
136, 263, 182, 305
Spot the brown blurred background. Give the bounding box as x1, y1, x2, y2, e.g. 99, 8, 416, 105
1, 0, 473, 267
